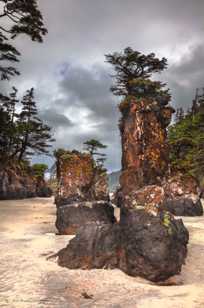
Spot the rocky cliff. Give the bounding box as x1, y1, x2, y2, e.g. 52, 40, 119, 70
0, 164, 52, 200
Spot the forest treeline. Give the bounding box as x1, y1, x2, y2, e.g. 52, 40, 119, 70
169, 97, 204, 185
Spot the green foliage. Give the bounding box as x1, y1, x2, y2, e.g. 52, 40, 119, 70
17, 88, 55, 161
0, 0, 47, 80
0, 87, 55, 163
162, 212, 173, 235
105, 47, 170, 104
83, 139, 107, 168
32, 163, 48, 178
169, 103, 204, 181
54, 148, 79, 161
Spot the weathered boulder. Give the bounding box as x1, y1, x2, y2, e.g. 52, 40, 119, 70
58, 223, 120, 269
55, 150, 109, 206
119, 209, 188, 281
56, 201, 116, 235
58, 208, 189, 282
162, 174, 203, 216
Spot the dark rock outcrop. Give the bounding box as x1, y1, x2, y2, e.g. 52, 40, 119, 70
58, 223, 120, 269
58, 209, 189, 282
119, 209, 188, 281
56, 201, 116, 235
163, 198, 203, 216
162, 174, 203, 216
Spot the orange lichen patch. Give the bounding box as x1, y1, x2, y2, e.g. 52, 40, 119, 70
163, 173, 199, 198
122, 185, 165, 213
56, 151, 94, 201
134, 185, 165, 207
56, 150, 109, 205
119, 98, 172, 193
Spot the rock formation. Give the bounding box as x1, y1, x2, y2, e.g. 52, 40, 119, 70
56, 201, 115, 235
118, 97, 202, 216
58, 209, 188, 282
58, 97, 189, 281
0, 164, 52, 200
55, 150, 109, 207
55, 150, 112, 234
162, 174, 203, 216
0, 166, 36, 199
119, 97, 174, 195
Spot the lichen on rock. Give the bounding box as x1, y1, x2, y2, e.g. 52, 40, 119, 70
55, 150, 109, 207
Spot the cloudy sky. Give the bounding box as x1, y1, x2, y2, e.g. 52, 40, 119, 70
3, 0, 204, 171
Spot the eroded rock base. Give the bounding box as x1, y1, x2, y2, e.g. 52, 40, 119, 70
163, 198, 203, 216
56, 201, 116, 235
58, 209, 189, 282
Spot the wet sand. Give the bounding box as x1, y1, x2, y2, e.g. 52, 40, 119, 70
0, 198, 204, 307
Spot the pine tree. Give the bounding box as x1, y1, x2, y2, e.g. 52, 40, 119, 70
105, 47, 171, 104
0, 0, 47, 80
0, 88, 19, 160
175, 107, 184, 123
168, 98, 204, 182
83, 139, 107, 168
0, 103, 11, 160
17, 88, 54, 161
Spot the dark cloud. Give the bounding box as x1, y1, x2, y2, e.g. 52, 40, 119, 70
41, 65, 121, 171
3, 0, 204, 170
39, 108, 74, 129
166, 43, 204, 110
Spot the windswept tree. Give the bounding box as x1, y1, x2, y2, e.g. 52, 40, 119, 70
0, 0, 47, 80
83, 139, 107, 168
105, 47, 171, 104
17, 88, 55, 161
0, 87, 19, 159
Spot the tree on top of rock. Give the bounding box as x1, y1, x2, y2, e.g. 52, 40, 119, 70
105, 47, 171, 104
83, 139, 107, 168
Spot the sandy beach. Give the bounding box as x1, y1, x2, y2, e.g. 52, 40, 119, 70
0, 197, 204, 307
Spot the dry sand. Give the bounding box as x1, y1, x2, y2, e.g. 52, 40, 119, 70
0, 198, 204, 307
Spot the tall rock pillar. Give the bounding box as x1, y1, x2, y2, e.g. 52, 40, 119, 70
119, 97, 174, 196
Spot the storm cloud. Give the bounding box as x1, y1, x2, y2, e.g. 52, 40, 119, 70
4, 0, 204, 171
